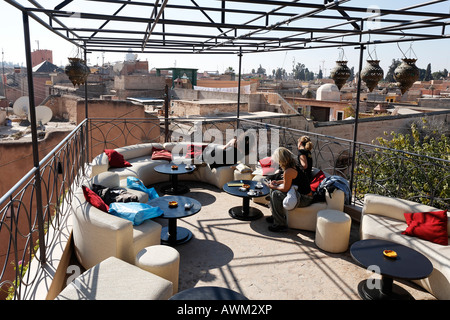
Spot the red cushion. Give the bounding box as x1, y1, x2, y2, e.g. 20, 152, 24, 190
104, 149, 132, 168
310, 170, 326, 192
259, 157, 272, 167
151, 148, 172, 161
185, 144, 207, 159
82, 185, 109, 213
402, 210, 448, 245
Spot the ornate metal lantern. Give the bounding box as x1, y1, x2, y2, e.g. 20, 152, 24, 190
361, 60, 384, 92
65, 58, 90, 87
330, 60, 351, 90
394, 58, 419, 95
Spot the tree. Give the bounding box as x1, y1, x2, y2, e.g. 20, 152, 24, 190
424, 63, 432, 81
356, 118, 449, 210
384, 58, 401, 82
224, 66, 234, 73
256, 64, 266, 75
318, 69, 323, 79
275, 67, 286, 80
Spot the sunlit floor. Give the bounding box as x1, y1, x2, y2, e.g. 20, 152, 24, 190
150, 180, 435, 300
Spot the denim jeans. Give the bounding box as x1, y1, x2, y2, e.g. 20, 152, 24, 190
269, 189, 313, 227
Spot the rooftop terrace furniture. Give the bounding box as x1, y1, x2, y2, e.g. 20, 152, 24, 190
90, 142, 236, 189
72, 171, 162, 269
360, 193, 450, 300
252, 168, 346, 231
55, 256, 173, 300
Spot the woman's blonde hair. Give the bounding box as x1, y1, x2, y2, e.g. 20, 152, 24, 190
298, 136, 313, 151
272, 147, 296, 170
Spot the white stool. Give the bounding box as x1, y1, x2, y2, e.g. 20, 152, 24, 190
315, 209, 352, 253
136, 245, 180, 293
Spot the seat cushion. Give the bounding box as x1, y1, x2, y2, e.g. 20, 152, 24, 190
55, 257, 172, 300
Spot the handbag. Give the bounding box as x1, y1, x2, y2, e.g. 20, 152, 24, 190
108, 202, 163, 226
126, 176, 159, 200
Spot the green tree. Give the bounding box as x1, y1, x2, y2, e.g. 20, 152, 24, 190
384, 58, 401, 82
355, 118, 449, 210
424, 63, 433, 81
256, 64, 266, 75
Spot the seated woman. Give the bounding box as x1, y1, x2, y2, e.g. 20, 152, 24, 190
266, 147, 313, 232
297, 136, 313, 182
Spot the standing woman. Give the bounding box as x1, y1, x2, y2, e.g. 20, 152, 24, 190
266, 147, 313, 232
297, 136, 313, 182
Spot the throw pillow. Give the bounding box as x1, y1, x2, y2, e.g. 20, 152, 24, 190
402, 210, 448, 245
151, 148, 172, 161
258, 157, 275, 175
104, 149, 132, 168
310, 170, 326, 192
185, 144, 207, 159
82, 185, 110, 212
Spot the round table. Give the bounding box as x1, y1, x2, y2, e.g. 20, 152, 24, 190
223, 180, 269, 221
154, 163, 196, 195
148, 195, 201, 246
169, 286, 248, 300
350, 239, 433, 300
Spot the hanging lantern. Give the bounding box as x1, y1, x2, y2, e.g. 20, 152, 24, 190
65, 58, 90, 87
330, 60, 351, 90
361, 60, 384, 92
394, 58, 419, 95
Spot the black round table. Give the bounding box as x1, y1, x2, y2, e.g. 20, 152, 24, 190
148, 195, 201, 246
350, 239, 433, 300
223, 180, 269, 221
169, 286, 248, 300
154, 163, 196, 195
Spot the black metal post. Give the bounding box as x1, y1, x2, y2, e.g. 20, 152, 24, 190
22, 12, 46, 264
84, 46, 90, 167
236, 47, 242, 128
349, 41, 365, 201
164, 84, 169, 142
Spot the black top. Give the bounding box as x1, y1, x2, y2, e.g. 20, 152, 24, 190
148, 196, 201, 219
298, 149, 312, 181
154, 163, 196, 175
350, 239, 433, 280
169, 286, 248, 300
291, 164, 311, 195
223, 180, 270, 198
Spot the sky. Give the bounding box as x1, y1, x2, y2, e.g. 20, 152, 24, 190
1, 1, 449, 77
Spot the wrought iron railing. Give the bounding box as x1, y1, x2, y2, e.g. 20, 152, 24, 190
1, 116, 448, 299
0, 120, 88, 300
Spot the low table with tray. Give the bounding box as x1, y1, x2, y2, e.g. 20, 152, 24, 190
222, 179, 270, 221
350, 239, 433, 300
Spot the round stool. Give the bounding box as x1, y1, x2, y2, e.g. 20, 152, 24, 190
315, 209, 352, 253
135, 245, 180, 293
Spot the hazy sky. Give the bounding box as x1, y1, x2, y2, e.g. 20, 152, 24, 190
1, 1, 449, 76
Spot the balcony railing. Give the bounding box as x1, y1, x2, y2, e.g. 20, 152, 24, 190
1, 117, 448, 299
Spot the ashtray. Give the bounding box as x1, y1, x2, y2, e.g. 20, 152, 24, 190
171, 165, 178, 170
168, 201, 178, 208
383, 250, 398, 259
242, 184, 250, 189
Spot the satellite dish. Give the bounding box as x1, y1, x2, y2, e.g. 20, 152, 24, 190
13, 96, 30, 117
28, 105, 53, 125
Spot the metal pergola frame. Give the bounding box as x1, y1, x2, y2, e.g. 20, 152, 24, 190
4, 0, 450, 263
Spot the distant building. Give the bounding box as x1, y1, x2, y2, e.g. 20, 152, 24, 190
31, 49, 53, 68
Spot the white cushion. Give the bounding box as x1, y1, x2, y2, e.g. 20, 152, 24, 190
55, 257, 172, 300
